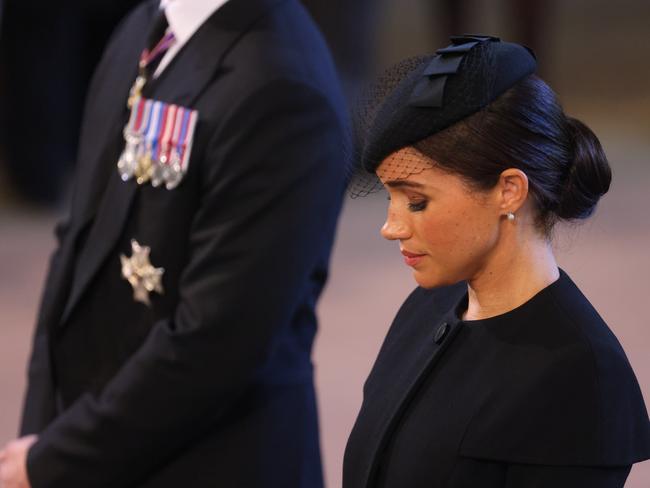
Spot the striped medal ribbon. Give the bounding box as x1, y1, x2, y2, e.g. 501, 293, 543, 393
117, 97, 198, 189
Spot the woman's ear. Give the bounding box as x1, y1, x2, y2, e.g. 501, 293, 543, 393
497, 168, 529, 214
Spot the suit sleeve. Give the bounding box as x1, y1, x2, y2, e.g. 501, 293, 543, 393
20, 219, 70, 436
25, 79, 346, 487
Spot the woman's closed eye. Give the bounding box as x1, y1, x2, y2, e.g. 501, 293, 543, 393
408, 200, 428, 212
385, 192, 429, 212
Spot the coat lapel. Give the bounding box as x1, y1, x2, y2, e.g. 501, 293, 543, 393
59, 0, 285, 327
357, 300, 465, 488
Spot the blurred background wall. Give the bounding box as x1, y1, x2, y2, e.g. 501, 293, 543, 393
1, 0, 649, 486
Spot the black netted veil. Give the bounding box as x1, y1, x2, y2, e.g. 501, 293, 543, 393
347, 55, 430, 197
347, 35, 536, 197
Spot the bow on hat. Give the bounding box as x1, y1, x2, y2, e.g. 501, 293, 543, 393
408, 35, 500, 108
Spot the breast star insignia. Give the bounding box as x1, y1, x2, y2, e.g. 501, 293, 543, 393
120, 239, 164, 306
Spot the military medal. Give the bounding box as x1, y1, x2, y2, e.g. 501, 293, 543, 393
118, 98, 147, 181
151, 104, 175, 187
135, 101, 162, 184
120, 239, 164, 306
119, 25, 199, 189
118, 98, 198, 189
127, 75, 147, 109
165, 107, 198, 190
135, 151, 154, 185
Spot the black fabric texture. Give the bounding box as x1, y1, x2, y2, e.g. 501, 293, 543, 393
343, 270, 650, 488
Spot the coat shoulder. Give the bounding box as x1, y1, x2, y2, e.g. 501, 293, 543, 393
459, 271, 650, 467
216, 0, 343, 104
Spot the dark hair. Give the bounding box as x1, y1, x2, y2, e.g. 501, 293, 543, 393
414, 75, 611, 234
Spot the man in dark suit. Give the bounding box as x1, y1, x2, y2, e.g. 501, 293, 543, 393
0, 0, 346, 486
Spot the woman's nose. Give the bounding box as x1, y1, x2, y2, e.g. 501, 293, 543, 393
381, 211, 410, 241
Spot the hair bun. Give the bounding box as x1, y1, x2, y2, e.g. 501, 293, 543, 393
556, 117, 611, 220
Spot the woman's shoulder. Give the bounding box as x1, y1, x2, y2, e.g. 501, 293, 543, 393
542, 271, 646, 427
546, 270, 626, 353
460, 270, 650, 467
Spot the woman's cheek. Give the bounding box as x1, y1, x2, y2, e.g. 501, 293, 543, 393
420, 214, 460, 250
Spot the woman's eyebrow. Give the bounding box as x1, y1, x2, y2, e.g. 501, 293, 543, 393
385, 180, 426, 189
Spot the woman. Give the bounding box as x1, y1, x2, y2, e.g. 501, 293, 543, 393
343, 35, 650, 488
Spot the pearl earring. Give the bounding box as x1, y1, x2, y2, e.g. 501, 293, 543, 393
506, 212, 515, 221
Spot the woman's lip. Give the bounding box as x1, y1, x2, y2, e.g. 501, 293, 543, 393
401, 249, 425, 258
401, 249, 426, 267
403, 255, 424, 267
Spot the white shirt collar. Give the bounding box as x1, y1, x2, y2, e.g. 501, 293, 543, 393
154, 0, 230, 76
160, 0, 230, 48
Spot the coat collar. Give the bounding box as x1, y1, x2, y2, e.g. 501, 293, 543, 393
59, 0, 288, 327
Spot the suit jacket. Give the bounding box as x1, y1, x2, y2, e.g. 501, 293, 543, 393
20, 0, 347, 486
343, 270, 650, 488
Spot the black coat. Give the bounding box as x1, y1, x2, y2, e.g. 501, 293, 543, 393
20, 0, 347, 486
344, 270, 650, 488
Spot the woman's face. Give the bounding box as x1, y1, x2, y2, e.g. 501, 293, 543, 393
377, 147, 503, 288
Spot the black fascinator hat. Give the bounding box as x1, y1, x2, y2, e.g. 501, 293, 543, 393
350, 35, 536, 195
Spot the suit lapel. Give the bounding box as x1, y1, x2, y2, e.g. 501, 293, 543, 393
359, 305, 465, 488
144, 0, 289, 105
70, 3, 157, 230
37, 4, 154, 333
59, 0, 288, 327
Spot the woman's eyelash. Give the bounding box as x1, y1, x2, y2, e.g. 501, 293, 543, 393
408, 200, 427, 212
385, 194, 427, 211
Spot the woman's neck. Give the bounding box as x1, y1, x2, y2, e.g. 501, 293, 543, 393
463, 228, 559, 321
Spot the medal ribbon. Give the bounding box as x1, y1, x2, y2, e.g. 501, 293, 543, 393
176, 109, 192, 167
137, 100, 155, 158
154, 104, 171, 161
181, 110, 199, 171
139, 32, 176, 72
128, 27, 175, 109
169, 107, 185, 163
146, 102, 163, 154
159, 104, 178, 163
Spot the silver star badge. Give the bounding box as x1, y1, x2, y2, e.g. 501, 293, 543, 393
120, 239, 164, 306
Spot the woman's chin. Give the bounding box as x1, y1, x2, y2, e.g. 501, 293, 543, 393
413, 269, 462, 289
413, 270, 447, 289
